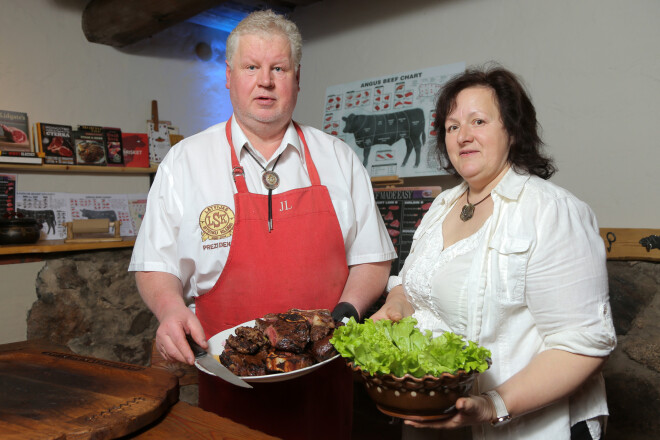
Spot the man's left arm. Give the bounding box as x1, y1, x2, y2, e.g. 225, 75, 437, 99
332, 261, 391, 321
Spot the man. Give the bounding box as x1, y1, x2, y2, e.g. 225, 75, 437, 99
129, 9, 395, 440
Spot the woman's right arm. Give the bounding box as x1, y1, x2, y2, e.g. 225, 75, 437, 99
370, 285, 415, 321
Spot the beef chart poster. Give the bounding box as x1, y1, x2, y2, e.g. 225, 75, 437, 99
15, 192, 144, 239
322, 62, 465, 178
375, 186, 442, 275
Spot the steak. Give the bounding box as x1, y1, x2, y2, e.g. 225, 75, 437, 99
290, 308, 335, 342
310, 334, 339, 363
256, 311, 310, 353
226, 326, 268, 354
1, 124, 28, 144
265, 349, 315, 373
219, 346, 268, 376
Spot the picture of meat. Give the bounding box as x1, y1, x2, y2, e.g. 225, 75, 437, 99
389, 219, 400, 228
383, 211, 394, 221
0, 124, 28, 145
219, 309, 339, 377
388, 229, 400, 237
342, 108, 426, 168
46, 136, 73, 157
77, 141, 105, 163
422, 202, 432, 210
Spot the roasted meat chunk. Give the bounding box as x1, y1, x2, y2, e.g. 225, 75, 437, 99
310, 334, 339, 363
226, 326, 268, 354
256, 311, 310, 353
219, 346, 267, 376
265, 349, 315, 373
290, 308, 335, 342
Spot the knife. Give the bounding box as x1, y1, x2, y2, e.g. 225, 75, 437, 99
186, 335, 253, 389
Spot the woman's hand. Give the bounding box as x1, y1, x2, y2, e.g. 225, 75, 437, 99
370, 285, 414, 322
405, 394, 495, 430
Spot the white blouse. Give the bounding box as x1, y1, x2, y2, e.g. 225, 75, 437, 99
388, 168, 616, 440
404, 205, 491, 339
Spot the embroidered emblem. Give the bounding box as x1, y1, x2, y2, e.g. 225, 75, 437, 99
199, 204, 234, 241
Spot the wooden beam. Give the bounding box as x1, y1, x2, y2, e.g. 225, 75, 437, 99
82, 0, 232, 47
82, 0, 323, 48
600, 228, 660, 262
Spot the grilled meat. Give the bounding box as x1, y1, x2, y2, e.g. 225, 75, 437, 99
219, 346, 268, 376
310, 334, 339, 363
226, 326, 269, 354
219, 308, 338, 377
265, 349, 315, 373
256, 311, 310, 353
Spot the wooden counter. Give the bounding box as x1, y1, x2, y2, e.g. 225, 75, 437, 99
0, 340, 280, 440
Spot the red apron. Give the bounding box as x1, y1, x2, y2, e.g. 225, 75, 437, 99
195, 120, 353, 439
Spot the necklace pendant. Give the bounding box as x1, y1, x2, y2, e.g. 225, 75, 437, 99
460, 203, 475, 222
262, 170, 280, 190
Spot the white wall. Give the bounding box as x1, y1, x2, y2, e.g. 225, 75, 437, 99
291, 0, 660, 228
0, 0, 233, 343
1, 0, 658, 343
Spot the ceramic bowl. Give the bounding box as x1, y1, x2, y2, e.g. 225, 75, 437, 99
350, 362, 484, 421
0, 213, 42, 245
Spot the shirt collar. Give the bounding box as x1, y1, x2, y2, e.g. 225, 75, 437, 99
438, 166, 530, 205
230, 115, 303, 165
493, 167, 530, 201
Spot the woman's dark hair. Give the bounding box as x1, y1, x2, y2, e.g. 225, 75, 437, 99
434, 64, 556, 179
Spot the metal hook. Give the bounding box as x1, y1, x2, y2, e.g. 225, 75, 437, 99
606, 232, 616, 252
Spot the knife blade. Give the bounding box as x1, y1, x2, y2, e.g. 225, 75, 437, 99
186, 335, 253, 389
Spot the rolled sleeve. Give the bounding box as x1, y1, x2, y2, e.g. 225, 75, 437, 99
525, 196, 616, 356
342, 143, 396, 266
128, 158, 184, 279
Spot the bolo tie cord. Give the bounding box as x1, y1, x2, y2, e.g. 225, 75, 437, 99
245, 149, 282, 232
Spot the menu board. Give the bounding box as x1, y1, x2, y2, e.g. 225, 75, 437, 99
0, 173, 16, 217
375, 186, 442, 276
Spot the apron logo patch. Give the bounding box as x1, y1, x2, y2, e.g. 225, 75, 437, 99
199, 204, 234, 241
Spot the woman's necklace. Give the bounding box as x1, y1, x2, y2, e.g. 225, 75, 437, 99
245, 149, 283, 232
460, 188, 491, 222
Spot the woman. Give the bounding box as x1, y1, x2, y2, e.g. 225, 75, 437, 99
373, 66, 616, 440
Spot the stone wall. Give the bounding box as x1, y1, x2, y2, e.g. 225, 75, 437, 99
27, 249, 158, 366
26, 250, 660, 439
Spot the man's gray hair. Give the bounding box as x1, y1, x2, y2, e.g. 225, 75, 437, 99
226, 10, 303, 69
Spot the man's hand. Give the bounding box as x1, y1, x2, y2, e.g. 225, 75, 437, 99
155, 304, 207, 365
136, 271, 207, 365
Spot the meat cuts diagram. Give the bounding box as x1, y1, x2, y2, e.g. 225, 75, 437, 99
323, 62, 465, 178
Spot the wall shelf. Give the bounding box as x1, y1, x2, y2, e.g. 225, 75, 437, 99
0, 238, 136, 264
0, 237, 136, 255
0, 163, 158, 174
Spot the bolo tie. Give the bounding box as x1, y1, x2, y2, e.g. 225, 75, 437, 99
245, 149, 282, 232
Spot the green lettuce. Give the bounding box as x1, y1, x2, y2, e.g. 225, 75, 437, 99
330, 317, 491, 378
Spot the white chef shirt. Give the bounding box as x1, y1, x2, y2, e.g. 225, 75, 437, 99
388, 168, 616, 440
129, 117, 396, 302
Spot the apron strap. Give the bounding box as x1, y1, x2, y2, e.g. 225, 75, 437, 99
226, 117, 248, 193
293, 122, 321, 186
225, 117, 322, 192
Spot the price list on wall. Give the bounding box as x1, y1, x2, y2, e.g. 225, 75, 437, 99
375, 186, 442, 275
0, 174, 16, 217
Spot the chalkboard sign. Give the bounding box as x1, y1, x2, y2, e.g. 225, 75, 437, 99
375, 186, 442, 276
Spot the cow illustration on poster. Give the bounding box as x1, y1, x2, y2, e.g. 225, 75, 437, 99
342, 108, 426, 168
323, 62, 465, 178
